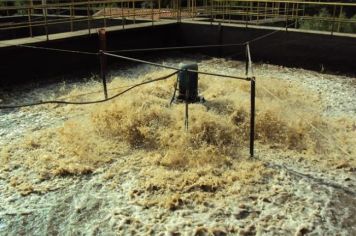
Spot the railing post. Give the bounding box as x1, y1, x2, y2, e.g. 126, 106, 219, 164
27, 8, 33, 37
178, 0, 182, 23
103, 3, 107, 28
285, 2, 288, 32
245, 1, 249, 29
99, 29, 108, 99
70, 0, 74, 32
331, 5, 336, 36
294, 3, 299, 28
151, 0, 154, 26
210, 0, 213, 25
218, 22, 223, 57
250, 76, 255, 158
185, 89, 189, 131
245, 42, 255, 157
337, 6, 343, 33
44, 5, 49, 41
133, 0, 136, 24
121, 1, 124, 29
87, 2, 91, 35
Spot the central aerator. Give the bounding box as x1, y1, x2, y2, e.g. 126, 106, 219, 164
176, 62, 202, 103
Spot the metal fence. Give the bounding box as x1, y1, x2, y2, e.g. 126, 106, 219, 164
0, 0, 355, 40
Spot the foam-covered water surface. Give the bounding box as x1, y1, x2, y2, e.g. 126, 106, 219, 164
0, 57, 355, 235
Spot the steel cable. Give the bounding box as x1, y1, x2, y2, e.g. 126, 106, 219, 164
0, 71, 177, 109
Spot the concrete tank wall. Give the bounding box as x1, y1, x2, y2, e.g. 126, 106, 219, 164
176, 23, 356, 75
0, 22, 355, 86
0, 23, 179, 86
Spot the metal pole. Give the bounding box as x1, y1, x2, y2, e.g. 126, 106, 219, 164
210, 0, 213, 25
44, 5, 49, 41
250, 77, 255, 158
133, 0, 136, 23
331, 5, 336, 36
103, 3, 107, 28
337, 6, 343, 33
151, 0, 154, 26
245, 43, 253, 77
87, 2, 91, 35
218, 23, 223, 57
99, 29, 108, 99
29, 0, 34, 14
285, 2, 288, 32
246, 42, 255, 157
121, 1, 124, 29
245, 46, 249, 76
27, 8, 33, 37
185, 89, 189, 131
245, 1, 249, 29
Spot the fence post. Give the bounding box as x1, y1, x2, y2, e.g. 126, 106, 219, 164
337, 6, 343, 33
158, 0, 161, 21
218, 23, 223, 57
331, 5, 336, 36
27, 8, 33, 37
185, 89, 189, 131
245, 43, 255, 157
44, 4, 49, 41
151, 0, 154, 26
285, 2, 288, 32
70, 0, 74, 32
99, 29, 108, 99
87, 2, 91, 35
210, 0, 213, 25
250, 77, 255, 158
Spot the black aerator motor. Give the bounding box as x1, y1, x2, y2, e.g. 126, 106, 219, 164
176, 62, 203, 103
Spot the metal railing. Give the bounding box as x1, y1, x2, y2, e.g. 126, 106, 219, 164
202, 0, 356, 34
0, 0, 355, 40
0, 0, 178, 40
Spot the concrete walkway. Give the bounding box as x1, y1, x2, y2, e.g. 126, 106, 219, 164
0, 19, 176, 48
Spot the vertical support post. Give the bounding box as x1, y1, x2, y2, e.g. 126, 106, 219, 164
294, 3, 299, 28
87, 2, 91, 35
121, 1, 124, 29
210, 0, 213, 25
44, 5, 49, 41
218, 22, 223, 57
285, 3, 288, 32
29, 0, 34, 14
70, 0, 74, 32
264, 2, 267, 20
228, 0, 231, 24
331, 5, 336, 36
222, 0, 225, 21
250, 77, 255, 158
249, 1, 252, 23
42, 0, 47, 16
245, 43, 253, 76
133, 0, 136, 24
151, 0, 154, 26
103, 3, 107, 28
246, 42, 255, 157
158, 0, 161, 21
27, 8, 33, 37
178, 0, 182, 23
245, 1, 249, 29
337, 6, 343, 33
185, 92, 189, 131
256, 1, 260, 24
99, 29, 108, 99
